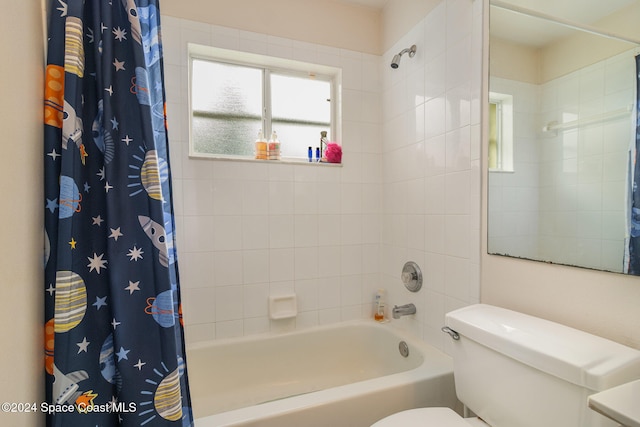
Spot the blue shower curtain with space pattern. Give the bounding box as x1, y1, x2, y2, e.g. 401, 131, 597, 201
43, 1, 193, 425
628, 55, 640, 274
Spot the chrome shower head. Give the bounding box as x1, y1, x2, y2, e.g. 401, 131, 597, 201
391, 54, 402, 69
390, 44, 417, 69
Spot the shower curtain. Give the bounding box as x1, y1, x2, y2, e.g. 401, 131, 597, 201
627, 55, 640, 274
43, 1, 193, 426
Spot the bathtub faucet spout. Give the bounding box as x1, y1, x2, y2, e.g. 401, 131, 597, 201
392, 303, 416, 319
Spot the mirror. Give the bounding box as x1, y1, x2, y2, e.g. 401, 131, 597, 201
487, 0, 640, 274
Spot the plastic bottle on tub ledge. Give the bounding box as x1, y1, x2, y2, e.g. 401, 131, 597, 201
373, 289, 387, 322
268, 131, 281, 160
255, 129, 267, 160
320, 131, 328, 160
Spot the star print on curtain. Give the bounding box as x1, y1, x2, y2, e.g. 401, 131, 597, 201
43, 1, 194, 426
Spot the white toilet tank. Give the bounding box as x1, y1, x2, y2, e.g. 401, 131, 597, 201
445, 305, 640, 427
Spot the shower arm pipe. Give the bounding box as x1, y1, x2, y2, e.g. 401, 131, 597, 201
398, 46, 416, 57
490, 0, 640, 46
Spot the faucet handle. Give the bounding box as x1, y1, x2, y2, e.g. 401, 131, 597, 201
401, 261, 422, 292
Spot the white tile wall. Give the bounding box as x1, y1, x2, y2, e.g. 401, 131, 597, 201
539, 50, 634, 272
163, 0, 483, 349
488, 77, 540, 259
162, 15, 383, 343
489, 49, 635, 273
379, 0, 483, 349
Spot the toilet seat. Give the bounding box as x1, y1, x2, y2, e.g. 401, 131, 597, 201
371, 407, 485, 427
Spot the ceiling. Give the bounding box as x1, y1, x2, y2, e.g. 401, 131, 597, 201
337, 0, 638, 48
490, 0, 638, 48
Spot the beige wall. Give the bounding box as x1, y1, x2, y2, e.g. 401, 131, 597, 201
0, 1, 45, 426
490, 2, 640, 84
481, 0, 640, 350
482, 254, 640, 348
540, 2, 640, 82
161, 0, 382, 55
162, 0, 448, 56
489, 37, 540, 84
380, 0, 441, 52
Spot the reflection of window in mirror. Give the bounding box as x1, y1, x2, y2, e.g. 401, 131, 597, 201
488, 92, 514, 172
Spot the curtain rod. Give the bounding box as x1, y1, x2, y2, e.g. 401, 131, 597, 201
490, 0, 640, 46
542, 104, 633, 133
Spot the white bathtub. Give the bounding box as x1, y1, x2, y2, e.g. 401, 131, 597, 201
187, 320, 457, 427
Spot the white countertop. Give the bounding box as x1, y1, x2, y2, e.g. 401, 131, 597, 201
588, 380, 640, 427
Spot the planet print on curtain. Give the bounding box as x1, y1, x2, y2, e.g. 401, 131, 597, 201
43, 1, 194, 426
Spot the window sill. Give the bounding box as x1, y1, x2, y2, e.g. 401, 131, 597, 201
188, 153, 342, 167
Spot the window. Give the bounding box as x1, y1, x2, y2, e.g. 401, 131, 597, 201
189, 44, 339, 161
191, 60, 262, 157
488, 92, 514, 172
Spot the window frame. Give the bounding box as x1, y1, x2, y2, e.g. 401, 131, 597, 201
488, 91, 514, 173
188, 43, 341, 162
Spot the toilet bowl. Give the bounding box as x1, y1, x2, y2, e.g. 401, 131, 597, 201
371, 408, 488, 427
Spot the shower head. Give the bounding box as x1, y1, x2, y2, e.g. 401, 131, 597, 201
390, 54, 402, 69
390, 44, 416, 69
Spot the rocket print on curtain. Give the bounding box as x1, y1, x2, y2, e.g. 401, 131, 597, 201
43, 1, 194, 426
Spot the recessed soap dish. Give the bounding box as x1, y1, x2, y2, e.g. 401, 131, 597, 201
268, 294, 297, 320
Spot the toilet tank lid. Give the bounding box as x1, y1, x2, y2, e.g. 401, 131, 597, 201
445, 304, 640, 391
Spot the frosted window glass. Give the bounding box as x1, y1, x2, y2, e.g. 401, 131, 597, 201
190, 56, 335, 160
271, 74, 331, 123
273, 122, 329, 159
192, 117, 256, 156
271, 74, 331, 159
191, 60, 263, 156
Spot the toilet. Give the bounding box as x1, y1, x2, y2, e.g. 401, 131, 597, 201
372, 304, 640, 427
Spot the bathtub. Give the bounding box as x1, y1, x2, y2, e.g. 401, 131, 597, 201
187, 320, 457, 427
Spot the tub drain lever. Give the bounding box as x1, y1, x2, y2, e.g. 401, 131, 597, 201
441, 326, 460, 340
398, 341, 410, 358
